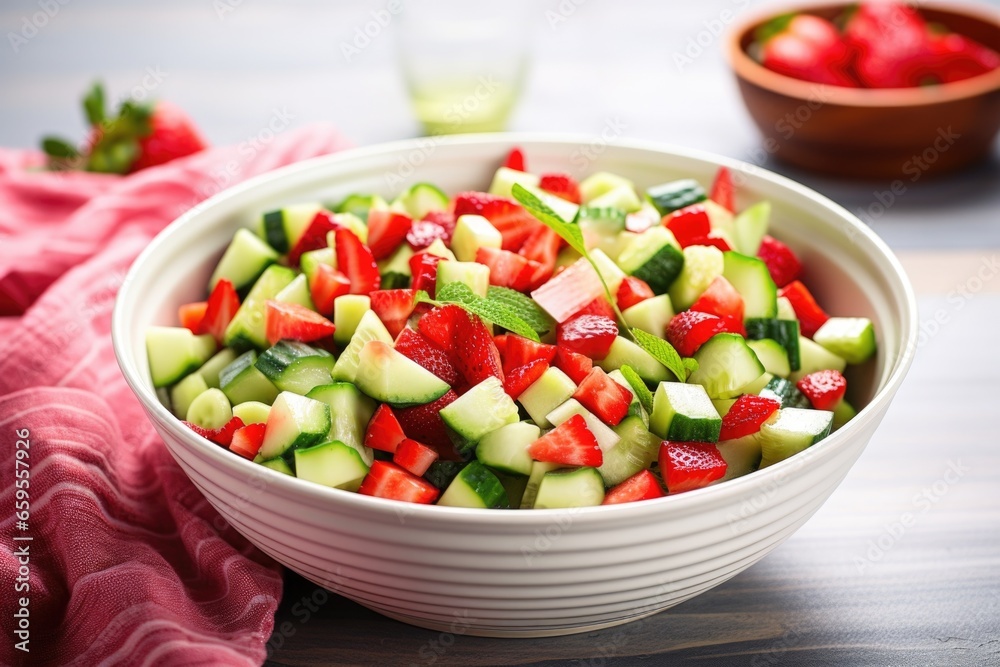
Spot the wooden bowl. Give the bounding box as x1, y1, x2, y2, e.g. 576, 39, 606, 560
727, 1, 1000, 179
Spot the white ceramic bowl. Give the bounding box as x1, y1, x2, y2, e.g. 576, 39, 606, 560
112, 134, 917, 638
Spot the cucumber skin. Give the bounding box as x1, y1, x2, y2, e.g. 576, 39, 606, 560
631, 244, 685, 295
646, 179, 707, 216
746, 318, 801, 371
667, 413, 722, 443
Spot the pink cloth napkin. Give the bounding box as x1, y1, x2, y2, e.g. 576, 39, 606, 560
0, 126, 352, 666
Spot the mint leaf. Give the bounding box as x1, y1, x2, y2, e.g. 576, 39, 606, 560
631, 328, 686, 382
620, 365, 653, 413
83, 82, 106, 126
511, 184, 586, 256
413, 290, 434, 306
683, 357, 699, 379
486, 286, 554, 336
435, 282, 540, 342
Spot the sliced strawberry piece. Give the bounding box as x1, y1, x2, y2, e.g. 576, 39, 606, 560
369, 289, 416, 339
573, 367, 632, 426
554, 348, 593, 385
229, 422, 267, 460
659, 441, 727, 493
396, 390, 461, 460
796, 370, 847, 411
335, 227, 380, 295
421, 210, 457, 242
310, 264, 351, 316
409, 251, 442, 296
664, 204, 711, 248
364, 404, 407, 453
265, 300, 336, 345
666, 311, 727, 357
453, 191, 540, 251
518, 225, 561, 269
558, 314, 618, 359
692, 232, 732, 252
616, 276, 655, 311
357, 461, 440, 504
503, 335, 557, 375
709, 166, 735, 213
476, 247, 546, 292
452, 309, 504, 386
178, 301, 207, 333
493, 334, 509, 358
690, 276, 745, 336
393, 438, 440, 477
757, 235, 802, 288
504, 359, 549, 400
183, 416, 245, 447
289, 211, 342, 267
602, 469, 665, 505
719, 394, 780, 441
779, 280, 829, 338
417, 304, 465, 351
406, 220, 449, 250
538, 172, 582, 204
365, 209, 413, 260
531, 257, 607, 323
503, 146, 526, 171
199, 278, 241, 343
527, 414, 603, 467
571, 296, 617, 321
394, 326, 461, 387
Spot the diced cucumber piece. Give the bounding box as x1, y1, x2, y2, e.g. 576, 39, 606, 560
451, 214, 502, 262
597, 415, 660, 486
294, 440, 370, 492
232, 400, 271, 425
354, 340, 450, 407
760, 376, 810, 409
197, 348, 238, 389
209, 228, 280, 293
378, 243, 414, 278
646, 179, 706, 216
394, 182, 449, 220
331, 212, 368, 243
436, 260, 490, 298
334, 295, 372, 347
519, 183, 580, 223
171, 372, 209, 420
704, 200, 736, 237
517, 367, 577, 428
146, 326, 217, 388
587, 184, 642, 212
185, 387, 232, 429
476, 421, 540, 476
274, 273, 315, 310
746, 318, 801, 371
737, 371, 774, 396
300, 247, 336, 283
495, 471, 529, 509
598, 336, 670, 385
747, 339, 791, 378
306, 383, 377, 464
258, 391, 332, 460
733, 201, 770, 256
578, 207, 630, 258
425, 460, 466, 490
520, 461, 562, 509
330, 310, 392, 383
219, 350, 280, 406
790, 336, 847, 383
258, 203, 324, 254
616, 227, 684, 295
712, 398, 738, 417
259, 457, 294, 476
588, 248, 627, 296
580, 171, 634, 203
424, 238, 457, 261
255, 340, 335, 395
223, 265, 298, 350
689, 333, 765, 399
759, 408, 833, 468
776, 295, 797, 321
718, 434, 762, 481
813, 317, 876, 364
723, 251, 777, 319
440, 377, 520, 451
438, 460, 508, 508
832, 399, 857, 430
650, 382, 721, 441
488, 166, 540, 198
336, 193, 388, 219
534, 467, 605, 509
545, 399, 621, 451
623, 294, 675, 337
669, 245, 725, 311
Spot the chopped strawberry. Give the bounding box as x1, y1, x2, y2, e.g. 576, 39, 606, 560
779, 280, 829, 338
538, 173, 582, 204
504, 359, 550, 400
558, 314, 618, 359
502, 335, 557, 375
310, 264, 351, 316
421, 210, 457, 242
396, 390, 462, 460
358, 461, 440, 504
405, 220, 449, 250
709, 166, 735, 213
571, 296, 616, 321
178, 301, 207, 333
130, 100, 208, 172
183, 416, 245, 447
503, 146, 526, 171
664, 204, 711, 248
265, 300, 336, 345
573, 367, 633, 426
365, 209, 413, 260
364, 404, 407, 453
493, 334, 509, 358
417, 304, 465, 350
394, 326, 461, 387
334, 228, 380, 295
369, 289, 416, 339
756, 235, 802, 288
693, 231, 732, 252
452, 308, 504, 386
527, 414, 603, 467
659, 441, 727, 493
554, 348, 593, 385
393, 438, 440, 477
616, 276, 655, 311
289, 211, 342, 267
475, 247, 546, 292
602, 470, 665, 505
690, 276, 745, 336
453, 191, 540, 251
796, 370, 847, 411
719, 394, 780, 441
197, 279, 241, 343
531, 257, 607, 323
229, 422, 267, 460
518, 225, 561, 271
666, 311, 727, 357
409, 251, 443, 296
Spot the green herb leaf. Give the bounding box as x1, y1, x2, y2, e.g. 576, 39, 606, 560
620, 365, 654, 414
435, 282, 540, 341
486, 286, 555, 336
83, 82, 106, 126
631, 328, 686, 382
413, 290, 434, 306
511, 184, 586, 256
683, 357, 699, 378
41, 137, 80, 159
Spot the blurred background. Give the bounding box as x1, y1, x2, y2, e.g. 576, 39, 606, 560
2, 0, 998, 250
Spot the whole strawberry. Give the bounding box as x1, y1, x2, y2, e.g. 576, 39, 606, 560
42, 82, 207, 174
